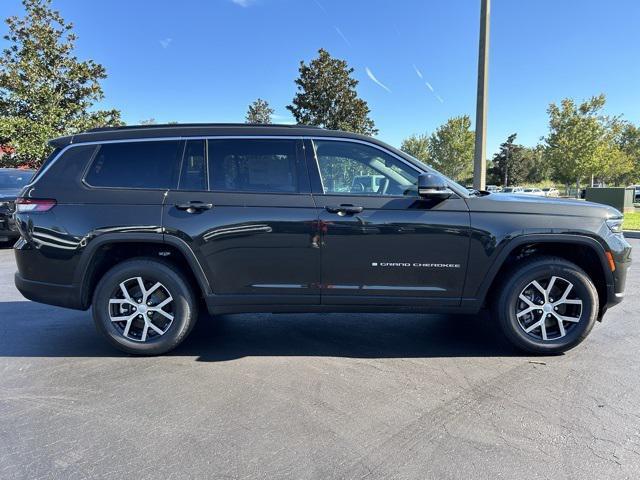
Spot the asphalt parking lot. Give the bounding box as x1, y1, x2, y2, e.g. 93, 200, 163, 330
0, 242, 639, 479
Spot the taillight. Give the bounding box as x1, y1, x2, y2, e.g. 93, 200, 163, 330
15, 198, 57, 213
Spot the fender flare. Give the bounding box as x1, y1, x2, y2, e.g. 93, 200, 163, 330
474, 233, 613, 303
74, 233, 211, 308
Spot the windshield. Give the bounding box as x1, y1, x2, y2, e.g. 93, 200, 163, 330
0, 170, 34, 190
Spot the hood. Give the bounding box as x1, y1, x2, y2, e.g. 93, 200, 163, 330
467, 193, 622, 219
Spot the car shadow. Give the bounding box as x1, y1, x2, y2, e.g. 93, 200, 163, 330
0, 300, 522, 360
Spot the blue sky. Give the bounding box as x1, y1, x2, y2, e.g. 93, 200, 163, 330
1, 0, 639, 155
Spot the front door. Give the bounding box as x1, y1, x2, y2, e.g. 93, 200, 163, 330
307, 139, 470, 307
163, 137, 320, 306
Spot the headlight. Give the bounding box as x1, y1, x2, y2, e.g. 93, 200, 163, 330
606, 218, 624, 233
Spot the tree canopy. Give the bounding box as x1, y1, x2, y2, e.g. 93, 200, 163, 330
0, 0, 121, 167
400, 133, 430, 164
543, 94, 632, 187
287, 48, 377, 135
427, 115, 474, 181
488, 133, 546, 186
245, 98, 274, 124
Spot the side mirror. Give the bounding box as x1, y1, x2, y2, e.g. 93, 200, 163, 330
418, 173, 452, 199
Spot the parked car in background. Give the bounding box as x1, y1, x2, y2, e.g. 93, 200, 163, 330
486, 185, 501, 193
501, 186, 524, 194
0, 168, 35, 243
522, 188, 545, 196
628, 185, 640, 202
542, 187, 559, 197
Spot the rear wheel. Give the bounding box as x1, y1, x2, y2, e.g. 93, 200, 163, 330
494, 256, 598, 354
93, 258, 197, 355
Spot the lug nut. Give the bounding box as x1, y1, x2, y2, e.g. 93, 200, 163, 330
554, 306, 558, 311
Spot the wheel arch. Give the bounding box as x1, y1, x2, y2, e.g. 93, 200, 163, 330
75, 233, 211, 309
479, 234, 613, 317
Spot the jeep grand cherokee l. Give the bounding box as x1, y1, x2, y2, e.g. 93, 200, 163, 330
13, 124, 631, 355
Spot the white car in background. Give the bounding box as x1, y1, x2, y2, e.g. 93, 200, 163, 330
542, 187, 560, 197
500, 186, 524, 194
522, 188, 545, 196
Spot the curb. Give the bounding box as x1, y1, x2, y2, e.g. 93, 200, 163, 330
623, 231, 640, 239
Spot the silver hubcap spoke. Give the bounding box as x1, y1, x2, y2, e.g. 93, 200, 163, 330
515, 275, 583, 341
108, 277, 175, 342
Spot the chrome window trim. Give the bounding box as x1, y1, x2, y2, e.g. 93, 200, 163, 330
26, 134, 465, 196
27, 135, 304, 191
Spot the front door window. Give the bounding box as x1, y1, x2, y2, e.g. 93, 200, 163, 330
313, 140, 419, 197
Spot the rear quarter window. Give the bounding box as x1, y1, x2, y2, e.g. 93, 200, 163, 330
85, 141, 182, 189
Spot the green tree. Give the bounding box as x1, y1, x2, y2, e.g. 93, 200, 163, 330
488, 134, 547, 186
400, 133, 430, 164
615, 122, 640, 183
0, 0, 121, 167
543, 94, 616, 190
524, 144, 551, 184
287, 48, 377, 135
427, 115, 474, 181
245, 98, 274, 124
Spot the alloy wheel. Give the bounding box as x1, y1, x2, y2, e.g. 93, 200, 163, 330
516, 275, 583, 341
108, 277, 175, 342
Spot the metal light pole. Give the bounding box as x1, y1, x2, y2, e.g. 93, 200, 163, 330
473, 0, 490, 191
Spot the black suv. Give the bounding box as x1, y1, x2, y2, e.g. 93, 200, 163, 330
13, 124, 631, 355
0, 168, 35, 243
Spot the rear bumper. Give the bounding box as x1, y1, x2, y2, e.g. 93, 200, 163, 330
14, 272, 83, 310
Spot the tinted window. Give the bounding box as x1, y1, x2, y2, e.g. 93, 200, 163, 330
208, 139, 298, 193
313, 140, 418, 196
86, 141, 181, 189
179, 140, 207, 191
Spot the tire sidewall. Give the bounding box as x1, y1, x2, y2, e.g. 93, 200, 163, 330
93, 260, 196, 355
499, 261, 598, 354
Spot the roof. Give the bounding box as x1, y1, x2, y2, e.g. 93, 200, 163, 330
48, 123, 373, 149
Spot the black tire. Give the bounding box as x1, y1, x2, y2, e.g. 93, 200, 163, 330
494, 256, 598, 354
92, 258, 198, 355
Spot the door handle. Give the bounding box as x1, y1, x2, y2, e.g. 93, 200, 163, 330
175, 201, 213, 213
325, 204, 364, 215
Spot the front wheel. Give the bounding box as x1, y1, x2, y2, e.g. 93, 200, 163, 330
92, 258, 198, 355
494, 256, 599, 354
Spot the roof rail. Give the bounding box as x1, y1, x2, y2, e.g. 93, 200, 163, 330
86, 123, 325, 133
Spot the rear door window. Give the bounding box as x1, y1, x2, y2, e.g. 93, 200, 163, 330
85, 140, 181, 189
208, 139, 300, 193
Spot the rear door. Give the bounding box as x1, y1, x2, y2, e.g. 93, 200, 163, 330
306, 138, 470, 308
163, 137, 321, 306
